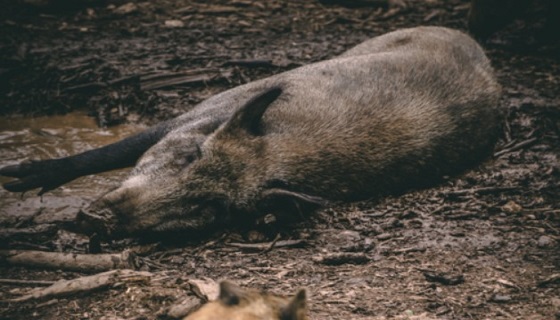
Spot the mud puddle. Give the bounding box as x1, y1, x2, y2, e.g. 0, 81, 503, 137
0, 112, 144, 226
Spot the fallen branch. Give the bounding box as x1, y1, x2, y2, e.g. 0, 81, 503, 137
227, 239, 306, 252
0, 279, 55, 286
421, 270, 465, 286
4, 269, 152, 303
0, 250, 136, 273
223, 59, 275, 68
63, 82, 107, 93
313, 252, 370, 265
444, 211, 478, 220
167, 296, 202, 319
140, 69, 232, 90
442, 186, 518, 197
537, 273, 560, 287
392, 246, 427, 254
63, 68, 231, 94
494, 137, 538, 157
176, 4, 240, 14
0, 224, 58, 243
318, 0, 397, 8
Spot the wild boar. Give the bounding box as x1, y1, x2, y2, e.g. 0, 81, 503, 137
184, 281, 307, 320
0, 26, 502, 239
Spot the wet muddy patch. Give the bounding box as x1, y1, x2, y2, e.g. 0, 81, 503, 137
0, 112, 144, 226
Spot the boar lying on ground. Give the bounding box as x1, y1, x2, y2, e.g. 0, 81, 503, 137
184, 281, 307, 320
468, 0, 560, 40
1, 26, 501, 239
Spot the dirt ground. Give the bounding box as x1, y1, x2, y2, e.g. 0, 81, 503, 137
0, 0, 559, 319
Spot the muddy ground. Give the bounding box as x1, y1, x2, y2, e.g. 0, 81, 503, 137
0, 0, 559, 319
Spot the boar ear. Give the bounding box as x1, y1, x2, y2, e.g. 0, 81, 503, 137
280, 289, 307, 320
218, 281, 248, 306
222, 86, 283, 136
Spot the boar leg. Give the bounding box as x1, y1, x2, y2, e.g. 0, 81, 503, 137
0, 122, 172, 195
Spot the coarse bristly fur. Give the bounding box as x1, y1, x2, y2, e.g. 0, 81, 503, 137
184, 281, 308, 320
1, 26, 502, 238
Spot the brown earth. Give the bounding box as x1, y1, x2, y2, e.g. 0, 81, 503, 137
0, 0, 559, 319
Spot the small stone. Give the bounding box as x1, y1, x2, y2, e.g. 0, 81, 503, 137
165, 20, 185, 28
170, 256, 186, 264
537, 235, 553, 248
113, 2, 137, 15
399, 210, 419, 219
376, 233, 392, 240
189, 278, 219, 301
167, 296, 201, 318
339, 230, 361, 240
490, 294, 512, 303
38, 128, 66, 137
501, 201, 522, 214
363, 237, 375, 251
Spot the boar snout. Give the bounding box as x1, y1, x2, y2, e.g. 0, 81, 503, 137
71, 206, 118, 238
74, 182, 234, 238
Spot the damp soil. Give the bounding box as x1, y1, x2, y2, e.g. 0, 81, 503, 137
0, 0, 559, 319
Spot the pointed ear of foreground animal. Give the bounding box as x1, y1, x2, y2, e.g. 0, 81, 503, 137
281, 289, 307, 320
218, 281, 248, 306
221, 86, 283, 136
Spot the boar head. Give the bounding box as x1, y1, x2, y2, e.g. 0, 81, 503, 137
76, 87, 327, 238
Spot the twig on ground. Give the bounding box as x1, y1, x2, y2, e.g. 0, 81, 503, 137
444, 211, 478, 220
442, 186, 518, 197
63, 69, 232, 93
392, 246, 427, 254
223, 59, 274, 68
313, 252, 370, 265
494, 137, 538, 157
0, 250, 137, 273
261, 233, 282, 254
192, 233, 227, 255
0, 279, 55, 286
0, 224, 58, 243
227, 239, 306, 253
537, 273, 560, 287
420, 269, 465, 285
140, 69, 232, 90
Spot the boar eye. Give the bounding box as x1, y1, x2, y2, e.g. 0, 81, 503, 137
185, 154, 197, 163
183, 144, 203, 164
